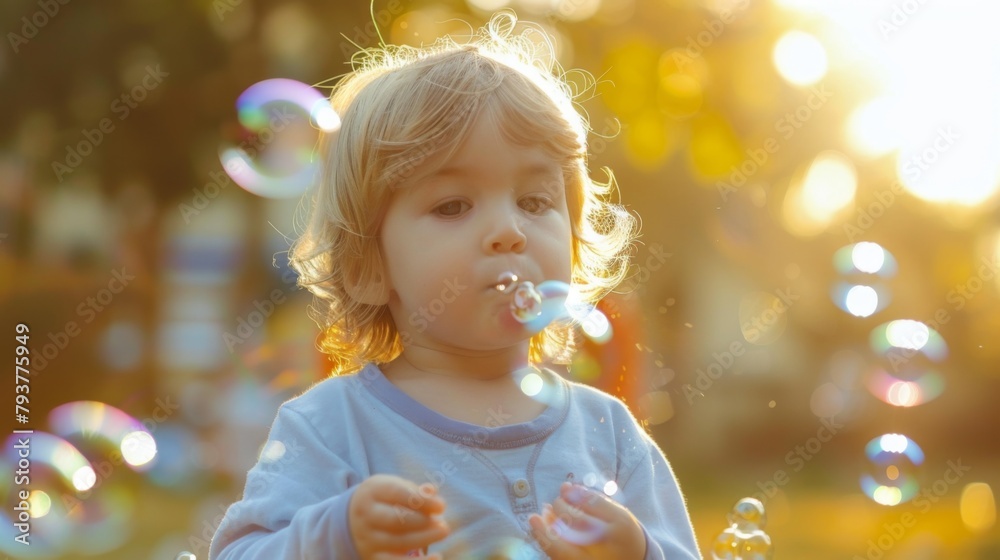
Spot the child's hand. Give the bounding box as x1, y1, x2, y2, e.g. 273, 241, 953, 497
528, 482, 646, 560
348, 474, 450, 560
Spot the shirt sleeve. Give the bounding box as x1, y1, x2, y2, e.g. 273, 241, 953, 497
618, 432, 703, 560
209, 404, 363, 560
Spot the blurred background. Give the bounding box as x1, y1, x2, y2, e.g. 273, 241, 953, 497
1, 0, 999, 558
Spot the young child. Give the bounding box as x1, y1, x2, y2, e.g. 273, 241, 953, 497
210, 12, 702, 560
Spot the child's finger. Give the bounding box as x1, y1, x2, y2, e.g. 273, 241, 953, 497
378, 521, 451, 552
372, 477, 446, 516
546, 499, 609, 546
528, 514, 578, 560
559, 482, 618, 521
367, 501, 450, 534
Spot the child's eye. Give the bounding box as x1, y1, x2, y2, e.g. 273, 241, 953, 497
432, 200, 469, 217
520, 195, 554, 214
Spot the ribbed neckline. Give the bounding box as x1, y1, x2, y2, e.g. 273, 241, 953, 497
353, 362, 570, 449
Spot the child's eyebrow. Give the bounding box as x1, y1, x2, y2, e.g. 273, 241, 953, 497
418, 161, 561, 185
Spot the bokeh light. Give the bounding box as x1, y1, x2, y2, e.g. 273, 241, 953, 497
739, 291, 790, 345
851, 242, 885, 274
834, 242, 897, 277
869, 320, 947, 361
580, 308, 612, 343
637, 391, 675, 425
783, 151, 857, 236
865, 367, 945, 408
520, 371, 544, 397
772, 30, 828, 86
831, 242, 896, 317
846, 97, 901, 158
960, 483, 997, 533
809, 382, 845, 418
72, 466, 98, 492
861, 433, 924, 506
844, 285, 878, 317
29, 490, 52, 519
120, 431, 158, 467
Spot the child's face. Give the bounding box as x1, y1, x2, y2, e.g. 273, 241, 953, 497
378, 114, 573, 353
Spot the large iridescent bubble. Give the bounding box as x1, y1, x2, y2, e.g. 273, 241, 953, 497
220, 78, 339, 199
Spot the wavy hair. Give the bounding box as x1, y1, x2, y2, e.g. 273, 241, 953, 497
289, 12, 639, 376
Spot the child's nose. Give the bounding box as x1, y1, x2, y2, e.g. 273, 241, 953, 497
483, 209, 527, 254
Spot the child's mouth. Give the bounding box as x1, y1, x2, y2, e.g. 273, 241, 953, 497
493, 271, 520, 292
494, 271, 544, 323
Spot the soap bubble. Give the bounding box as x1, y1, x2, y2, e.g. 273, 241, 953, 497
728, 497, 767, 533
861, 433, 924, 506
712, 497, 774, 560
511, 281, 543, 322
739, 530, 773, 560
711, 526, 739, 560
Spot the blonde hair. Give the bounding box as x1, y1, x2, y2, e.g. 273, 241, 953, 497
289, 12, 638, 376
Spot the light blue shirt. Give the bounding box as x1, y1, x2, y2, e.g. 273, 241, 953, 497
210, 363, 702, 559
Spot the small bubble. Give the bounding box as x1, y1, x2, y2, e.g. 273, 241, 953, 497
768, 400, 776, 408
861, 433, 924, 505
176, 553, 197, 560
510, 281, 542, 322
495, 271, 518, 292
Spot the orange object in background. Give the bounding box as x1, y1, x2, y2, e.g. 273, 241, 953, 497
569, 293, 651, 419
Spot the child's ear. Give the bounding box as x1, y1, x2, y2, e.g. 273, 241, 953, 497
345, 266, 390, 306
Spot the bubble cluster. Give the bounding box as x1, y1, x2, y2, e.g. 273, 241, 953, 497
496, 272, 610, 339
711, 498, 773, 560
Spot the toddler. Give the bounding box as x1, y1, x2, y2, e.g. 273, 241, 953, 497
210, 12, 702, 560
